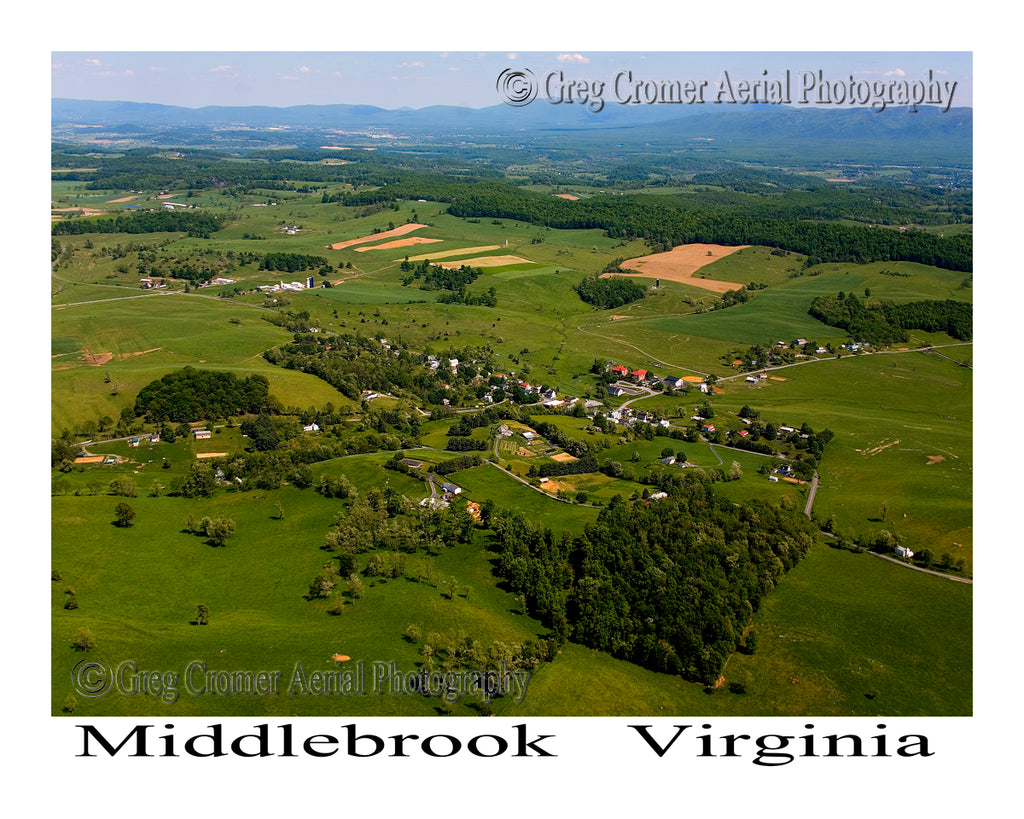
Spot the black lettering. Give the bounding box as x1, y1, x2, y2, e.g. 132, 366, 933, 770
514, 723, 556, 757
78, 724, 154, 757
628, 724, 691, 757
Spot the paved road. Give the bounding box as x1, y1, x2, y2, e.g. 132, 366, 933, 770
804, 472, 819, 518
867, 551, 973, 584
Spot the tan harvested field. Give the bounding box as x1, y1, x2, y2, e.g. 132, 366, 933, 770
327, 223, 428, 250
195, 452, 229, 459
437, 255, 533, 269
52, 207, 106, 216
618, 243, 749, 293
74, 456, 105, 464
550, 452, 577, 463
353, 236, 441, 252
554, 193, 580, 200
406, 245, 501, 262
107, 195, 137, 203
682, 375, 704, 383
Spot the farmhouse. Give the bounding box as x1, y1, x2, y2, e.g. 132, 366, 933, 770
895, 545, 915, 559
441, 482, 462, 496
610, 365, 629, 377
303, 423, 320, 432
400, 459, 423, 470
607, 385, 626, 397
663, 376, 685, 389
630, 369, 648, 382
193, 429, 212, 440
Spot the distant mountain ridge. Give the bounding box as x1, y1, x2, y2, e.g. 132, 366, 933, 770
52, 97, 971, 137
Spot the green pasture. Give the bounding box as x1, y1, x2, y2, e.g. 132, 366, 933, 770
51, 293, 351, 434
712, 349, 973, 564
52, 489, 548, 717
448, 464, 598, 533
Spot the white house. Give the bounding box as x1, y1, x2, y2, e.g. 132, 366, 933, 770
303, 423, 320, 432
895, 545, 915, 559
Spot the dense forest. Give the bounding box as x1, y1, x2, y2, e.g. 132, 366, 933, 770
809, 293, 973, 345
492, 471, 818, 684
51, 208, 224, 237
575, 275, 648, 309
133, 367, 281, 422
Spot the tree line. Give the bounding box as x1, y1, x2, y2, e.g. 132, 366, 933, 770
51, 209, 224, 238
809, 292, 972, 345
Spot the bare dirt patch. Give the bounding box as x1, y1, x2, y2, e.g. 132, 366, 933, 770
610, 315, 631, 321
617, 243, 748, 293
926, 455, 946, 465
554, 193, 580, 200
517, 447, 537, 458
550, 452, 577, 463
769, 376, 787, 382
407, 245, 501, 262
81, 351, 113, 366
540, 479, 573, 493
353, 236, 441, 252
327, 223, 429, 250
74, 456, 105, 464
682, 375, 704, 383
107, 195, 137, 203
437, 255, 533, 269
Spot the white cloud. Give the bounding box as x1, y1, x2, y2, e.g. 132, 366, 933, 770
209, 65, 234, 73
298, 65, 311, 73
883, 68, 906, 77
507, 53, 518, 60
84, 58, 101, 66
400, 61, 425, 68
557, 53, 589, 64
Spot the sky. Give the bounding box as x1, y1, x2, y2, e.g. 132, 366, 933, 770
51, 51, 973, 110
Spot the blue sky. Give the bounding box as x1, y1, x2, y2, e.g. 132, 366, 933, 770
51, 51, 973, 110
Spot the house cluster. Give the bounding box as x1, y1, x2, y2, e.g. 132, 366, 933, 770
606, 362, 707, 396
127, 433, 160, 447
607, 406, 671, 429
422, 357, 575, 408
